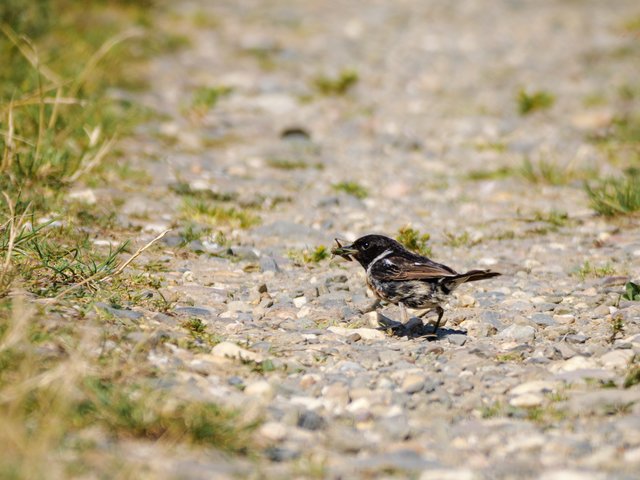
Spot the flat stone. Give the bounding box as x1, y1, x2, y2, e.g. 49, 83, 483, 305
568, 390, 640, 415
245, 380, 274, 399
258, 422, 287, 441
259, 256, 280, 272
497, 324, 535, 342
402, 374, 426, 394
297, 410, 325, 431
600, 349, 634, 369
509, 393, 544, 407
421, 469, 475, 480
211, 342, 262, 362
96, 303, 143, 320
327, 326, 386, 340
549, 355, 598, 373
174, 306, 215, 317
510, 380, 558, 396
531, 313, 556, 326
447, 334, 467, 346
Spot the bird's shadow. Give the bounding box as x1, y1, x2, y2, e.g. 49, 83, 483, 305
375, 312, 466, 341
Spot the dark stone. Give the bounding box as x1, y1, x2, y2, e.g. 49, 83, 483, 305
297, 410, 325, 431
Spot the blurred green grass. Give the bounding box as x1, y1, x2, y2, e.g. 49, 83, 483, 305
0, 0, 187, 212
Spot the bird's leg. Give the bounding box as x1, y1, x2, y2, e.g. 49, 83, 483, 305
433, 306, 445, 331
418, 306, 445, 337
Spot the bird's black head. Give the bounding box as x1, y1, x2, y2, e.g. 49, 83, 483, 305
331, 234, 403, 269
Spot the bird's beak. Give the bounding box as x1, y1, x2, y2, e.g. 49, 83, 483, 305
331, 238, 358, 261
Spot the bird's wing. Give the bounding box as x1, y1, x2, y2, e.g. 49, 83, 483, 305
370, 254, 457, 281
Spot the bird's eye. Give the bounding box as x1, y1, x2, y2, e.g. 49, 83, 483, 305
362, 242, 370, 250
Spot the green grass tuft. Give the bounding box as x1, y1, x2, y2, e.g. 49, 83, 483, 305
287, 245, 330, 265
189, 85, 232, 113
574, 260, 617, 280
313, 69, 359, 96
396, 226, 432, 257
585, 172, 640, 217
181, 197, 260, 229
332, 181, 368, 199
623, 281, 640, 301
517, 88, 555, 115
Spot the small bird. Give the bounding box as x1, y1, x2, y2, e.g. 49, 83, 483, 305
332, 234, 501, 335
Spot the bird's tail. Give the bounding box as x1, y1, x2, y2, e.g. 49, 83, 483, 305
445, 269, 501, 288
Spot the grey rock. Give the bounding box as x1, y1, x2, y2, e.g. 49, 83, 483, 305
96, 303, 143, 320
497, 324, 536, 342
447, 334, 467, 346
565, 333, 588, 344
229, 245, 260, 260
265, 446, 300, 462
376, 414, 410, 441
297, 410, 325, 431
174, 306, 215, 317
531, 313, 556, 327
348, 449, 434, 473
259, 255, 280, 272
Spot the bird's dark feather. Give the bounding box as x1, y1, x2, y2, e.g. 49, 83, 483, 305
369, 253, 457, 281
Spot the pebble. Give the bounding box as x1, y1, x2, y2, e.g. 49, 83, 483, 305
327, 326, 386, 340
447, 334, 467, 346
402, 374, 426, 394
497, 324, 536, 342
245, 380, 274, 399
509, 393, 545, 407
600, 350, 634, 369
211, 342, 262, 362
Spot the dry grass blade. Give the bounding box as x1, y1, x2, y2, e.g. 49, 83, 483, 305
49, 229, 171, 301
1, 99, 15, 171
69, 28, 144, 98
103, 228, 171, 280
0, 193, 32, 295
0, 23, 61, 85
68, 135, 117, 182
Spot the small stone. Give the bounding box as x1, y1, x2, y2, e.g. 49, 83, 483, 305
402, 374, 426, 394
95, 303, 143, 320
550, 355, 598, 373
265, 446, 300, 462
327, 326, 386, 340
174, 306, 215, 317
565, 333, 588, 344
447, 334, 467, 346
531, 313, 556, 327
458, 294, 476, 307
211, 342, 262, 362
497, 324, 535, 342
421, 469, 476, 480
346, 332, 361, 343
259, 422, 287, 441
510, 380, 558, 396
509, 393, 544, 407
229, 245, 260, 260
592, 304, 610, 317
600, 349, 634, 369
297, 410, 325, 431
553, 314, 575, 324
555, 343, 577, 360
260, 256, 280, 272
245, 380, 274, 399
293, 296, 307, 308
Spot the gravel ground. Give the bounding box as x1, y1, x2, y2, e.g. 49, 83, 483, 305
94, 0, 640, 477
